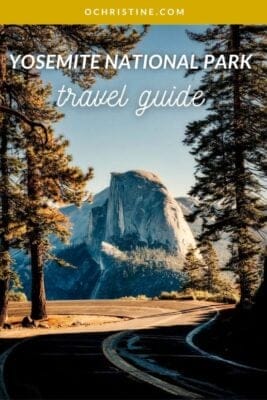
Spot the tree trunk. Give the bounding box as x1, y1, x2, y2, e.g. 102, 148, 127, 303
27, 148, 47, 320
0, 38, 11, 327
0, 277, 9, 326
231, 25, 250, 304
0, 118, 11, 327
254, 250, 267, 311
30, 241, 47, 320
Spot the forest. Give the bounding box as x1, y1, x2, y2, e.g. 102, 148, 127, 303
0, 24, 266, 362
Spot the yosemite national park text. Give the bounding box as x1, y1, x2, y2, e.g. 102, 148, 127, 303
10, 53, 254, 71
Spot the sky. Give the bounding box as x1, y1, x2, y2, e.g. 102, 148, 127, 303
42, 25, 208, 198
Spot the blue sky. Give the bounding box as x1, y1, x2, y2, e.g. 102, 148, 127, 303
42, 25, 208, 197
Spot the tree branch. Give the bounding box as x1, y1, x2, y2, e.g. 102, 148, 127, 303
0, 105, 48, 143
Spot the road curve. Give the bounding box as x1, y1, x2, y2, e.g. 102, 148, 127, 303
2, 300, 265, 399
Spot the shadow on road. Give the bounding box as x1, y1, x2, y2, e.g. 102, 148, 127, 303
2, 307, 266, 400
4, 329, 175, 400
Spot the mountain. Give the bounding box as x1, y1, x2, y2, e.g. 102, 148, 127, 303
59, 171, 196, 259
104, 171, 196, 254
92, 242, 185, 299
176, 196, 231, 266
176, 196, 266, 267
56, 187, 109, 254
14, 170, 197, 299
87, 169, 197, 298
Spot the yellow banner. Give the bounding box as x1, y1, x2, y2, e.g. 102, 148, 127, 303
1, 0, 266, 24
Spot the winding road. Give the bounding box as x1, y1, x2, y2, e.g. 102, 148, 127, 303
1, 300, 267, 399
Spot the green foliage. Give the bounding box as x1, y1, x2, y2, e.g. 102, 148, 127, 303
159, 288, 238, 304
182, 246, 204, 290
0, 252, 12, 281
47, 254, 76, 269
123, 247, 184, 271
118, 294, 150, 301
184, 25, 266, 304
18, 75, 94, 319
2, 25, 147, 88
8, 290, 27, 302
159, 290, 186, 300
98, 245, 186, 298
200, 240, 228, 294
0, 252, 21, 287
180, 242, 237, 301
0, 23, 147, 322
254, 247, 267, 310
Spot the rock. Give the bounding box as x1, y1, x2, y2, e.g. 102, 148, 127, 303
22, 316, 33, 328
62, 188, 109, 260
39, 322, 50, 329
105, 170, 196, 255
87, 199, 108, 261
3, 323, 12, 329
12, 170, 198, 300
33, 320, 39, 328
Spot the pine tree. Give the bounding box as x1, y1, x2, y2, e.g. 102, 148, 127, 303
0, 61, 51, 325
254, 246, 267, 312
0, 24, 145, 325
0, 71, 29, 326
18, 76, 93, 320
0, 116, 14, 326
25, 134, 93, 320
0, 44, 14, 326
184, 25, 266, 305
182, 246, 204, 290
200, 240, 222, 293
1, 25, 147, 89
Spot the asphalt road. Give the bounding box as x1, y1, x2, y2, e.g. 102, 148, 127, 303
117, 327, 267, 399
5, 331, 170, 400
2, 300, 266, 399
